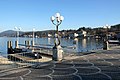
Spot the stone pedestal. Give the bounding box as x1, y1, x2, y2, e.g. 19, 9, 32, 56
103, 41, 109, 50
52, 45, 63, 61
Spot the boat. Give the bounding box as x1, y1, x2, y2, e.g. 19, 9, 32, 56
108, 40, 120, 44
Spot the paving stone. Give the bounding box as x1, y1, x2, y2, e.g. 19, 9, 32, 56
52, 75, 81, 80
77, 67, 100, 75
52, 68, 76, 76
79, 73, 111, 80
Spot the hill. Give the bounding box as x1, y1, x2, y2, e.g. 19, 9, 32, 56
0, 30, 24, 37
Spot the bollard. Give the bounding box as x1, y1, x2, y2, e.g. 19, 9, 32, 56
25, 40, 30, 46
31, 41, 34, 46
107, 41, 109, 50
103, 41, 109, 50
31, 41, 34, 52
7, 41, 13, 54
15, 41, 19, 48
7, 41, 12, 48
27, 40, 30, 46
25, 40, 30, 48
25, 40, 27, 45
52, 45, 63, 61
7, 41, 11, 48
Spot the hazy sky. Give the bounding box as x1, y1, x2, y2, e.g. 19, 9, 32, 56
0, 0, 120, 32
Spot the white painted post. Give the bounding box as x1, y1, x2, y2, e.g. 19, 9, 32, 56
15, 41, 19, 48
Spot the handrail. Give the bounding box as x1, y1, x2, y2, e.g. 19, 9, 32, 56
18, 44, 52, 50
35, 44, 76, 49
19, 44, 76, 49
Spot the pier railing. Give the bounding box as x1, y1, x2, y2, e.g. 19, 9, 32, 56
4, 42, 76, 71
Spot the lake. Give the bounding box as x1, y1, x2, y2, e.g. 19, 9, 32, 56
0, 37, 103, 57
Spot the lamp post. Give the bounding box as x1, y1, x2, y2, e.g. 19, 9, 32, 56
104, 24, 110, 40
50, 13, 64, 61
103, 24, 110, 50
32, 28, 35, 51
32, 28, 35, 46
14, 27, 21, 48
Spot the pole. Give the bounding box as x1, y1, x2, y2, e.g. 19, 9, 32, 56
56, 25, 58, 37
33, 29, 35, 46
32, 29, 35, 51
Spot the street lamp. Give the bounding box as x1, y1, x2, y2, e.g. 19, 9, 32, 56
14, 27, 21, 40
32, 28, 35, 46
32, 28, 35, 52
104, 24, 110, 40
14, 27, 21, 48
50, 13, 64, 61
51, 13, 64, 46
103, 24, 110, 50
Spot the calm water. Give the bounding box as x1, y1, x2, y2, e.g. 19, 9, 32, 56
0, 37, 103, 56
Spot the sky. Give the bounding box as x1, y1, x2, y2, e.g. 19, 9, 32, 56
0, 0, 120, 32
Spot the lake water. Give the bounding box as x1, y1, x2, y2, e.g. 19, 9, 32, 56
0, 37, 103, 56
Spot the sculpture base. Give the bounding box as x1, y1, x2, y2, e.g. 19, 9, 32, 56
103, 41, 109, 50
52, 45, 63, 61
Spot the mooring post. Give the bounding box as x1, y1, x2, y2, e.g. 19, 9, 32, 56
15, 41, 19, 48
31, 40, 35, 52
7, 41, 12, 48
31, 40, 34, 46
7, 41, 10, 49
103, 40, 109, 50
7, 41, 13, 54
25, 40, 30, 48
27, 40, 30, 46
106, 41, 109, 50
25, 40, 27, 45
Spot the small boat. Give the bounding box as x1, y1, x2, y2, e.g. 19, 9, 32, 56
108, 40, 120, 44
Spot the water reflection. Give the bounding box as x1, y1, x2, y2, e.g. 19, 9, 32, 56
74, 38, 79, 52
48, 38, 51, 44
82, 38, 86, 48
73, 37, 103, 52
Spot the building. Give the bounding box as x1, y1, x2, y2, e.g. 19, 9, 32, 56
68, 30, 87, 39
111, 24, 120, 31
82, 30, 87, 37
68, 32, 74, 39
48, 34, 52, 37
77, 30, 87, 38
74, 33, 79, 38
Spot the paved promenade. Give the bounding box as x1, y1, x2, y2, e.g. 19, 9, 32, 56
0, 46, 120, 80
